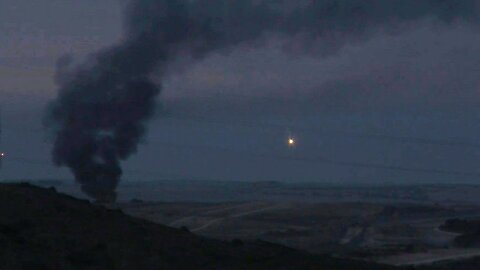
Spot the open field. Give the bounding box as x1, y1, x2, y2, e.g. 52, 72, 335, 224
1, 183, 402, 270
121, 200, 480, 264
26, 179, 480, 266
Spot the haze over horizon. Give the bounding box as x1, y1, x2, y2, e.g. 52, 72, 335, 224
2, 0, 480, 186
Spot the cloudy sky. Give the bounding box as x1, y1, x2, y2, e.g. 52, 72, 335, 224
1, 0, 480, 186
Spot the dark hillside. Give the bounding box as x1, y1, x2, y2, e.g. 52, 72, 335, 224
0, 183, 395, 270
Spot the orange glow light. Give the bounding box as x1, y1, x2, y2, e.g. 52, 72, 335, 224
288, 137, 296, 146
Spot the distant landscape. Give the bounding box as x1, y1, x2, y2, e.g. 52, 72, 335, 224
3, 0, 480, 268
9, 179, 480, 268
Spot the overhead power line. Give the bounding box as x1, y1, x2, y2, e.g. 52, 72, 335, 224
4, 109, 480, 149
5, 141, 480, 179
162, 115, 480, 148
154, 141, 480, 178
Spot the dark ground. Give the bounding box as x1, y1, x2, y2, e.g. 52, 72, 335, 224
1, 183, 480, 269
0, 183, 394, 270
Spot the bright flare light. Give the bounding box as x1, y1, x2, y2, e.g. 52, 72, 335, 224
288, 137, 296, 147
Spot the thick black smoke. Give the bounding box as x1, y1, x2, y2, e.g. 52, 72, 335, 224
45, 0, 478, 202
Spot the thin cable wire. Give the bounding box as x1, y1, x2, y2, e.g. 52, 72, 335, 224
5, 139, 480, 179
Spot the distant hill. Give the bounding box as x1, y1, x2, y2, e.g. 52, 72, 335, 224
0, 183, 397, 270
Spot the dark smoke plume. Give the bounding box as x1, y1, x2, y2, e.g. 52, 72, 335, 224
45, 0, 478, 202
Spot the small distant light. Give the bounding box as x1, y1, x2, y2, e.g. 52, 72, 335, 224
288, 137, 296, 147
0, 153, 5, 158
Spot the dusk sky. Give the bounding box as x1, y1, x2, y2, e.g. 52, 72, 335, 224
2, 0, 480, 186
